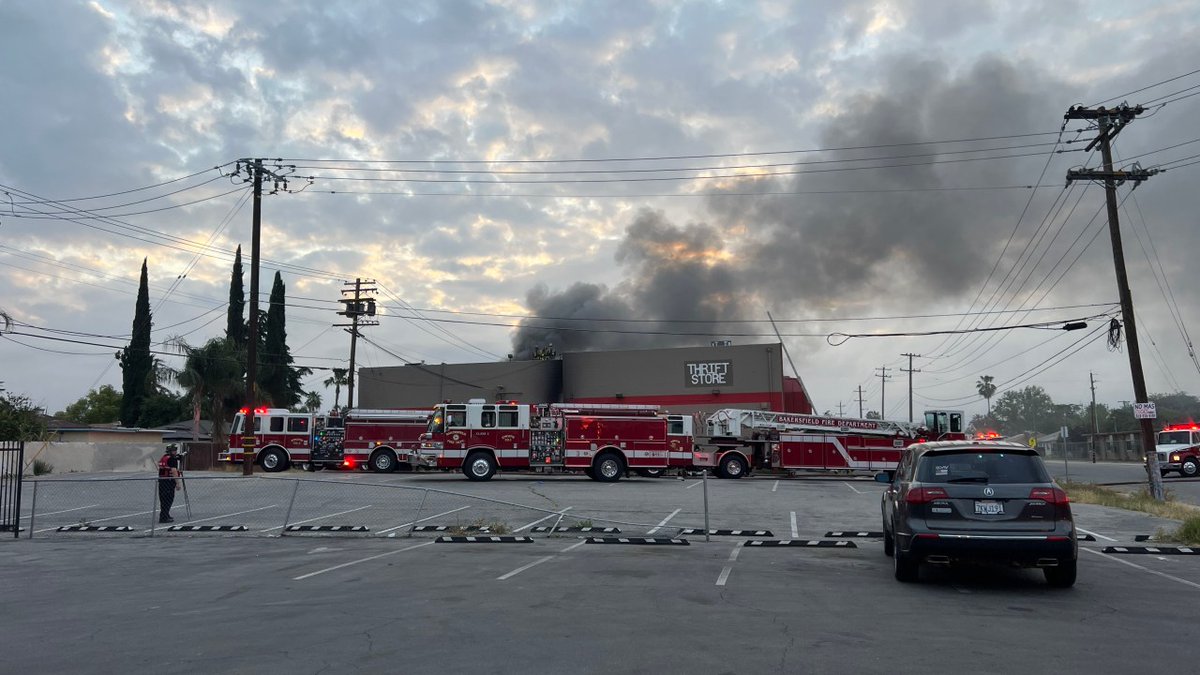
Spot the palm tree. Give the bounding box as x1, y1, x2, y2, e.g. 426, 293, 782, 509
164, 337, 244, 447
304, 390, 322, 413
323, 367, 349, 413
976, 375, 997, 416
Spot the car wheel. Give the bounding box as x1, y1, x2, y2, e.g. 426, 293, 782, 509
883, 525, 895, 557
1044, 560, 1077, 588
893, 533, 918, 582
1182, 459, 1199, 478
463, 452, 497, 481
719, 454, 747, 480
260, 449, 288, 472
594, 453, 624, 483
370, 450, 398, 473
635, 468, 665, 478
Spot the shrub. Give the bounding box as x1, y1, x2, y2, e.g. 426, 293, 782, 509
32, 458, 53, 475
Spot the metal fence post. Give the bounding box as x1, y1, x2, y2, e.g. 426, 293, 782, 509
149, 479, 158, 537
408, 489, 429, 538
28, 479, 38, 539
280, 479, 300, 536
702, 467, 710, 543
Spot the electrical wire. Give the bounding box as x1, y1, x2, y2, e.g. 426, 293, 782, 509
1090, 68, 1200, 106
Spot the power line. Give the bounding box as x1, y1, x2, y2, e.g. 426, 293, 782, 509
1090, 67, 1200, 106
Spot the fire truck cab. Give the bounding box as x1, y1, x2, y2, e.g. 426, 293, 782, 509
224, 407, 341, 472
1154, 424, 1200, 477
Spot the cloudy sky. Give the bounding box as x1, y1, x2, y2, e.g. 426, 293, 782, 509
2, 0, 1199, 423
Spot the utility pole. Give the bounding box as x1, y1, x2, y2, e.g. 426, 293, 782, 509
233, 158, 297, 476
336, 278, 378, 412
1065, 103, 1163, 500
836, 401, 846, 416
1090, 372, 1099, 463
856, 386, 865, 418
875, 366, 892, 419
901, 353, 921, 423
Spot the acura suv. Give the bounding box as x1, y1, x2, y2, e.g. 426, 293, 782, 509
878, 441, 1077, 587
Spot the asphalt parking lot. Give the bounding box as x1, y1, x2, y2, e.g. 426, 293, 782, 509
5, 471, 1200, 673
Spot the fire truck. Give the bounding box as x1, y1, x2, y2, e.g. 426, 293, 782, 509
1152, 423, 1200, 477
222, 407, 430, 472
694, 408, 967, 478
417, 400, 687, 481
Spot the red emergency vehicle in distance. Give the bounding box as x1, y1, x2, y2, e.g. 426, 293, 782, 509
222, 407, 429, 472
1152, 423, 1200, 477
417, 399, 684, 481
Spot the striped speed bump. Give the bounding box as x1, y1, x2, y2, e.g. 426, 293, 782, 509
413, 525, 493, 532
585, 537, 689, 546
745, 540, 857, 548
1133, 535, 1156, 542
436, 536, 533, 543
167, 525, 248, 532
1077, 534, 1097, 542
1103, 545, 1200, 555
679, 529, 774, 537
57, 525, 134, 532
286, 525, 369, 533
824, 531, 884, 538
530, 526, 621, 533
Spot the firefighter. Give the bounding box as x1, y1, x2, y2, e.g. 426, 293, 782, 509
158, 443, 183, 523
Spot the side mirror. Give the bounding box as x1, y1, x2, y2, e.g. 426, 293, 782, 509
874, 472, 892, 484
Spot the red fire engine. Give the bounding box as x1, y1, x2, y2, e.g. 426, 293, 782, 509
222, 407, 430, 472
417, 400, 688, 481
1153, 423, 1200, 477
694, 408, 967, 478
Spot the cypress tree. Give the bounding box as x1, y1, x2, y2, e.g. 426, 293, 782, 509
225, 245, 246, 348
259, 272, 307, 407
118, 259, 153, 426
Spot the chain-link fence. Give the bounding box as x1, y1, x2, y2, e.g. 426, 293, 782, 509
16, 473, 722, 539
1039, 441, 1144, 462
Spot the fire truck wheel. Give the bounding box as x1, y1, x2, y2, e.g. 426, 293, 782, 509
594, 453, 624, 483
259, 448, 288, 472
635, 468, 665, 478
584, 466, 596, 480
1180, 458, 1200, 478
370, 450, 398, 473
464, 452, 497, 481
718, 454, 747, 479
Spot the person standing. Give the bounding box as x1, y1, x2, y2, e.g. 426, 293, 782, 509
158, 443, 183, 523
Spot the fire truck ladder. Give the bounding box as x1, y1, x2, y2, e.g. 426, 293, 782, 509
708, 409, 917, 438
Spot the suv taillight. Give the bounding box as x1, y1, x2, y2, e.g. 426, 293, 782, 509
906, 487, 950, 504
1029, 487, 1069, 504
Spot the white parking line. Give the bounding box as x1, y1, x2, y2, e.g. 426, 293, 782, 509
141, 505, 278, 533
1077, 528, 1118, 542
293, 541, 434, 580
20, 504, 100, 520
1081, 548, 1200, 591
260, 505, 372, 533
376, 506, 471, 535
647, 508, 681, 535
790, 511, 798, 539
685, 480, 703, 489
716, 542, 745, 586
35, 509, 154, 534
772, 480, 779, 493
498, 555, 557, 581
560, 540, 588, 553
514, 507, 574, 532
843, 481, 863, 494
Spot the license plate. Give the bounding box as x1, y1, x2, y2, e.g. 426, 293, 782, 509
975, 500, 1004, 515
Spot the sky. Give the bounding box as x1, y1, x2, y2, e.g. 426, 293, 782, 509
2, 0, 1199, 424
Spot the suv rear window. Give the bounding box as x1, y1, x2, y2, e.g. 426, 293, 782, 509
917, 450, 1049, 484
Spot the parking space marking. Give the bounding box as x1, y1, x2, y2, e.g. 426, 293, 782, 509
514, 507, 574, 532
20, 504, 100, 520
560, 540, 588, 553
498, 555, 557, 581
843, 482, 863, 494
771, 480, 779, 492
685, 480, 703, 489
716, 542, 745, 587
260, 505, 372, 533
140, 505, 278, 533
293, 541, 435, 580
1082, 547, 1200, 591
647, 508, 681, 535
790, 511, 798, 539
376, 506, 471, 535
35, 509, 154, 534
1077, 528, 1118, 542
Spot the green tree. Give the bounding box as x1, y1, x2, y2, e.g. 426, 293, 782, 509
258, 272, 309, 407
976, 375, 997, 416
991, 385, 1058, 435
302, 390, 322, 413
323, 367, 349, 412
137, 391, 190, 428
57, 385, 122, 424
226, 245, 246, 349
166, 337, 244, 447
0, 392, 48, 441
117, 259, 153, 427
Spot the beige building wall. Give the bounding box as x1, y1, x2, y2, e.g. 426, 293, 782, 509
358, 360, 562, 408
